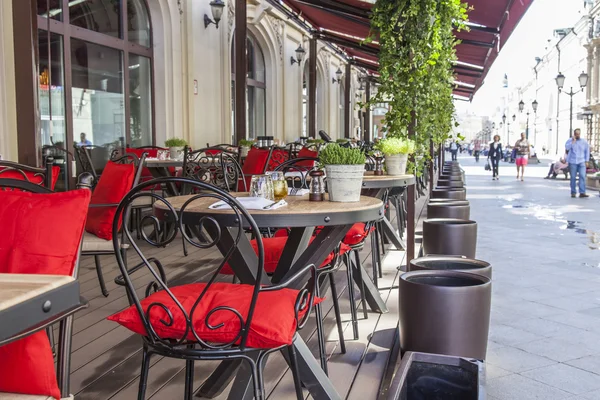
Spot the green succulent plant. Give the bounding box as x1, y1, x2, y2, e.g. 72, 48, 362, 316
375, 137, 416, 155
238, 139, 255, 147
319, 144, 366, 165
164, 138, 188, 147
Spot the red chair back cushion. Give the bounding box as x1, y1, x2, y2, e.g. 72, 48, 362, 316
0, 189, 91, 400
85, 161, 136, 240
296, 147, 318, 167
239, 148, 270, 191
108, 282, 321, 348
267, 149, 290, 171
0, 165, 61, 190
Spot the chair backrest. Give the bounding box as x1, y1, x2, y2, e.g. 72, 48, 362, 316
182, 147, 245, 193
274, 157, 319, 189
205, 144, 240, 155
0, 158, 57, 189
111, 177, 317, 350
73, 144, 98, 182
267, 145, 291, 171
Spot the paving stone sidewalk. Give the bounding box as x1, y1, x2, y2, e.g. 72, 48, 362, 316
457, 154, 600, 400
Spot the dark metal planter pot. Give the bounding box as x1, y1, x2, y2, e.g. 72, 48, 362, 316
409, 255, 491, 279
440, 174, 463, 181
387, 351, 485, 400
427, 202, 470, 219
437, 179, 464, 188
399, 270, 491, 360
422, 218, 477, 258
431, 188, 467, 200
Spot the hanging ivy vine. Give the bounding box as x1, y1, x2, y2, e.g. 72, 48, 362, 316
367, 0, 469, 176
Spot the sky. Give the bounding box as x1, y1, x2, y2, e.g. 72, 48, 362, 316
456, 0, 587, 116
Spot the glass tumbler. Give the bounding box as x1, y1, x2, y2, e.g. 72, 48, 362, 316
268, 171, 288, 201
250, 174, 274, 201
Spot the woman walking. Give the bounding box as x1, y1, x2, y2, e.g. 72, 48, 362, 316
488, 135, 503, 180
514, 132, 530, 181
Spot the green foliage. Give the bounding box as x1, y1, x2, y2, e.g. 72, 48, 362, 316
165, 138, 188, 147
238, 139, 254, 147
319, 144, 366, 165
375, 137, 416, 155
368, 0, 469, 176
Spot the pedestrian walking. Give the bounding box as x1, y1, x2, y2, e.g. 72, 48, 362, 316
474, 141, 481, 162
450, 140, 458, 161
514, 132, 530, 181
488, 135, 503, 180
565, 128, 590, 198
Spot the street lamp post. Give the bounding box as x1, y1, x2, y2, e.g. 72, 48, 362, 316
532, 99, 538, 145
555, 71, 589, 149
518, 100, 539, 142
502, 114, 507, 144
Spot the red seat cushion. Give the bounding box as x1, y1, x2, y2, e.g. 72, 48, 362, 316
0, 189, 91, 400
239, 148, 270, 191
0, 165, 60, 190
108, 282, 321, 348
343, 223, 371, 246
221, 237, 350, 274
85, 161, 136, 240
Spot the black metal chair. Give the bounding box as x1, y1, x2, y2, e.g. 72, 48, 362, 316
109, 177, 315, 400
43, 144, 73, 191
0, 158, 55, 189
0, 178, 87, 398
274, 156, 319, 189
78, 152, 146, 297
181, 147, 246, 193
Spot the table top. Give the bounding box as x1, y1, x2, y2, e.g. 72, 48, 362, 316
145, 159, 183, 167
155, 192, 384, 227
0, 274, 74, 312
362, 171, 416, 188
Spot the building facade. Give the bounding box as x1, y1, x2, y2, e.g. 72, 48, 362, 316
0, 0, 370, 164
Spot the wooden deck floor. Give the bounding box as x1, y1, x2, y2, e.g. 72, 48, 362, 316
66, 195, 427, 400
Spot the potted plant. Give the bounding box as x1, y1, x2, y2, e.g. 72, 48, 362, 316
164, 138, 187, 161
319, 144, 366, 202
374, 137, 415, 175
238, 139, 254, 157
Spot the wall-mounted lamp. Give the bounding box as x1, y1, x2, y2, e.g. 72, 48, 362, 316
332, 68, 343, 84
290, 44, 306, 65
204, 0, 225, 29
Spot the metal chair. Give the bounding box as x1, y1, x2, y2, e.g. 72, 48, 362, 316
182, 147, 246, 193
274, 156, 319, 189
78, 152, 146, 297
0, 158, 55, 189
0, 178, 88, 398
108, 177, 315, 400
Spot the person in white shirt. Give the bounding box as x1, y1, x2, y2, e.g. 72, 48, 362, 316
450, 141, 458, 161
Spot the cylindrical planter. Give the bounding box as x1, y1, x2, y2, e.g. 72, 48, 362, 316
409, 255, 491, 278
422, 218, 477, 258
240, 146, 250, 158
169, 146, 184, 161
432, 188, 466, 200
437, 179, 464, 188
384, 154, 408, 175
325, 164, 364, 202
427, 201, 470, 219
399, 270, 491, 360
440, 174, 463, 181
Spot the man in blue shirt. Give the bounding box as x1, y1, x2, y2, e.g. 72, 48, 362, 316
77, 132, 92, 147
565, 128, 590, 198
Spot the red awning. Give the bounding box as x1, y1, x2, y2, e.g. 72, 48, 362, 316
280, 0, 534, 99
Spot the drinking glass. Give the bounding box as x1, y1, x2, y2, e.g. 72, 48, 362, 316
157, 149, 168, 160
250, 174, 274, 201
269, 171, 288, 201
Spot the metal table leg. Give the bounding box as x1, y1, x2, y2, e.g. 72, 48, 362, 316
347, 253, 389, 314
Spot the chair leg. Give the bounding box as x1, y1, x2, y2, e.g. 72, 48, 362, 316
248, 357, 264, 400
94, 255, 109, 297
314, 278, 329, 375
184, 359, 195, 400
370, 234, 379, 288
353, 249, 368, 320
345, 253, 359, 340
328, 273, 346, 353
138, 346, 152, 400
47, 326, 55, 357
56, 316, 74, 397
287, 344, 304, 400
376, 224, 383, 279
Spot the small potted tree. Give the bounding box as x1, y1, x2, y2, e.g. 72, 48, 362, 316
375, 137, 415, 175
165, 138, 188, 161
238, 139, 254, 158
319, 144, 366, 202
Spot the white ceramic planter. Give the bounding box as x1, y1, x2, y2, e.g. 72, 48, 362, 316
325, 164, 364, 202
240, 146, 250, 158
169, 146, 184, 161
385, 153, 408, 175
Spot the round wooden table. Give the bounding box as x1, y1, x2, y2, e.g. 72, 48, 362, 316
361, 171, 416, 189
